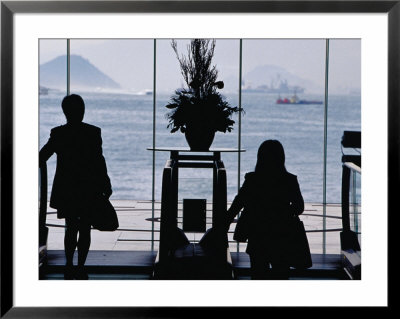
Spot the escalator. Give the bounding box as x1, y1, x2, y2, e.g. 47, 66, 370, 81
39, 163, 49, 275
340, 131, 361, 280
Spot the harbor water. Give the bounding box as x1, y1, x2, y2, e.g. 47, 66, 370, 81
39, 91, 361, 204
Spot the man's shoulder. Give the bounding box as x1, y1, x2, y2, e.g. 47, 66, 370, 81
50, 125, 65, 135
286, 172, 298, 182
81, 122, 101, 133
244, 172, 256, 180
243, 172, 257, 186
51, 123, 100, 132
50, 123, 101, 138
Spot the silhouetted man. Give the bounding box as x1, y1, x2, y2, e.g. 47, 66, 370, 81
40, 94, 112, 279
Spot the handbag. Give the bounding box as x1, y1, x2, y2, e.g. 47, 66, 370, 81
89, 194, 119, 231
288, 216, 312, 269
233, 210, 250, 243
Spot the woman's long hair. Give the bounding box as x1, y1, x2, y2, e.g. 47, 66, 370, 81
255, 140, 287, 176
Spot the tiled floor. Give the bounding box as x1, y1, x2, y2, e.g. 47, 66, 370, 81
46, 199, 344, 254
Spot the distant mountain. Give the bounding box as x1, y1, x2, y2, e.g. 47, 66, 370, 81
40, 55, 121, 90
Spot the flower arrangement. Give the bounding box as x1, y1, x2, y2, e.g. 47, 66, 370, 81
165, 39, 243, 150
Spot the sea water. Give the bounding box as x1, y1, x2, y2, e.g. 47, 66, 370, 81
39, 91, 361, 204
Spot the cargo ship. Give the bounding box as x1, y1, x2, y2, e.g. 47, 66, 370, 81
242, 78, 305, 94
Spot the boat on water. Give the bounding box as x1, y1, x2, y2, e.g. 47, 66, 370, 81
39, 86, 49, 95
276, 93, 323, 105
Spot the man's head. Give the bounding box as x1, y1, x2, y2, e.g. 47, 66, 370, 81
61, 94, 85, 123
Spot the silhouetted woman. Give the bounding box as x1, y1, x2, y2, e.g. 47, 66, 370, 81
226, 140, 304, 279
40, 94, 112, 280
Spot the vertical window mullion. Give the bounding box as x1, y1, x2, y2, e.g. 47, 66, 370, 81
67, 39, 70, 95
151, 39, 157, 251
323, 39, 330, 254
237, 39, 243, 254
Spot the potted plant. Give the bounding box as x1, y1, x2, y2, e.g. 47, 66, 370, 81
165, 39, 243, 151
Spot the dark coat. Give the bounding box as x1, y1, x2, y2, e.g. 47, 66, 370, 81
227, 171, 304, 256
39, 122, 112, 218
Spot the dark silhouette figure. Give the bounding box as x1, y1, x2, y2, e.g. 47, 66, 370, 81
39, 94, 112, 280
226, 140, 304, 279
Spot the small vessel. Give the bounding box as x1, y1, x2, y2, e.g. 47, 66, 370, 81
39, 86, 49, 95
276, 92, 323, 105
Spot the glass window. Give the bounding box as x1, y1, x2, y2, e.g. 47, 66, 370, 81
155, 39, 240, 234
69, 39, 154, 201
39, 39, 68, 182
39, 39, 68, 252
239, 39, 326, 252
39, 37, 361, 257
156, 39, 241, 242
327, 39, 361, 204
241, 39, 326, 203
325, 39, 361, 254
40, 39, 156, 251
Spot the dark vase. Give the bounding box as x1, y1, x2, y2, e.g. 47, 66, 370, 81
184, 125, 215, 151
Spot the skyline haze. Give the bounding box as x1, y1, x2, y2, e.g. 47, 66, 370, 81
40, 38, 361, 95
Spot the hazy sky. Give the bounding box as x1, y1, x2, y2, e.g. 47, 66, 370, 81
39, 38, 360, 94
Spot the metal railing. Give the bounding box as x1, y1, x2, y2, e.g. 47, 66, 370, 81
342, 162, 361, 237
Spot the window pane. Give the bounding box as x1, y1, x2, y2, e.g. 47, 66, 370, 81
155, 39, 240, 202
327, 39, 361, 204
325, 39, 361, 254
241, 39, 326, 202
39, 39, 67, 195
69, 39, 154, 201
40, 39, 155, 252
240, 39, 326, 253
39, 39, 67, 253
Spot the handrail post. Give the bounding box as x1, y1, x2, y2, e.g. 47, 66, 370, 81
214, 159, 228, 256
39, 163, 48, 247
159, 160, 172, 262
341, 164, 351, 232
171, 159, 178, 226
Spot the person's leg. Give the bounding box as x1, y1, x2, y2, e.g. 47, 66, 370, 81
270, 259, 290, 280
77, 217, 91, 268
64, 216, 79, 279
249, 253, 270, 280
75, 216, 91, 280
64, 216, 79, 266
268, 239, 290, 280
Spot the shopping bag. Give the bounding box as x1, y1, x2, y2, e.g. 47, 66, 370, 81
90, 194, 119, 231
288, 216, 312, 269
233, 210, 250, 243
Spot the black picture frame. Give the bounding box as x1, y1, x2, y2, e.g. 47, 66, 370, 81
1, 0, 394, 316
